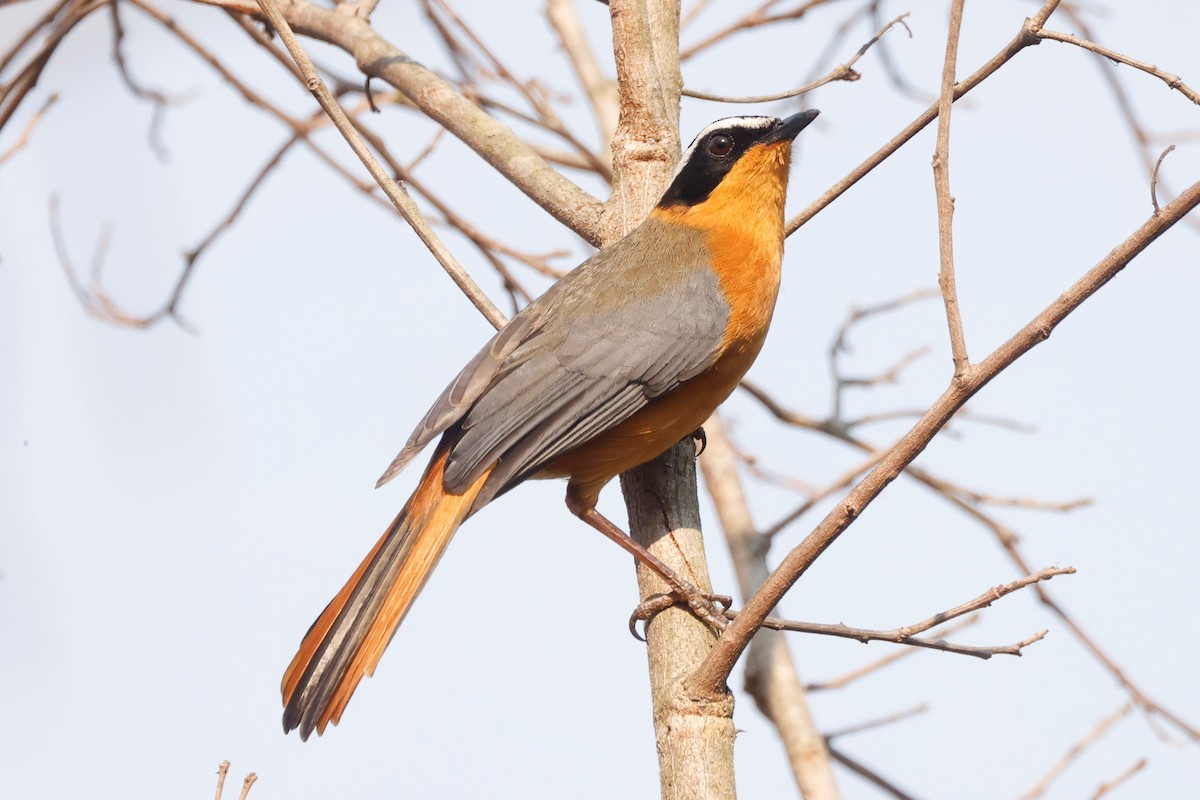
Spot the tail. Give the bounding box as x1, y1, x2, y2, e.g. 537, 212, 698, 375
282, 447, 489, 739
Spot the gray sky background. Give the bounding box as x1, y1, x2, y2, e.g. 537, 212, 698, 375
2, 1, 1198, 797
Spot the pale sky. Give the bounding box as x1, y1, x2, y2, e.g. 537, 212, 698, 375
2, 1, 1198, 798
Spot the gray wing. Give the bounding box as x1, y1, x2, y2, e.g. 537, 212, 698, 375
378, 222, 728, 503
375, 311, 537, 487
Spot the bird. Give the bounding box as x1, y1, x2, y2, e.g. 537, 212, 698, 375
282, 109, 821, 740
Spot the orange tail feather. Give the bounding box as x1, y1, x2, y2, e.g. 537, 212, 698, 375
282, 448, 489, 739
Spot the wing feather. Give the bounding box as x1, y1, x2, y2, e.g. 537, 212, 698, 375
380, 218, 727, 500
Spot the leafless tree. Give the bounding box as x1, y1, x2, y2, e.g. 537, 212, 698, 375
3, 1, 1197, 797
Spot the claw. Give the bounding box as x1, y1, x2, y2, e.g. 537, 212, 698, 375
691, 426, 707, 457
627, 591, 731, 641
628, 594, 678, 641
708, 593, 733, 612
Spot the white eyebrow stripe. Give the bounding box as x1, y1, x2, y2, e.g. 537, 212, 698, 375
673, 116, 778, 179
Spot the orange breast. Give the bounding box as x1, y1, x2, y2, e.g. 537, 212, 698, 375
540, 140, 791, 507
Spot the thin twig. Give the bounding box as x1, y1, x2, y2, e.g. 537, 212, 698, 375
1151, 144, 1175, 214
214, 761, 231, 800
429, 0, 610, 178
867, 0, 932, 103
237, 774, 258, 800
824, 704, 927, 741
0, 0, 72, 76
805, 616, 981, 692
827, 745, 919, 800
1017, 702, 1135, 800
406, 127, 445, 172
252, 0, 507, 330
345, 112, 567, 291
680, 0, 833, 62
933, 0, 969, 376
762, 448, 886, 540
730, 566, 1071, 660
0, 0, 108, 134
0, 91, 57, 166
1055, 6, 1199, 236
1090, 758, 1148, 800
109, 0, 187, 159
683, 13, 909, 103
827, 289, 937, 422
1036, 28, 1200, 105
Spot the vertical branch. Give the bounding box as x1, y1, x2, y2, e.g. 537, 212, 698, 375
620, 444, 736, 800
605, 1, 736, 798
699, 414, 841, 799
603, 0, 684, 240
933, 0, 969, 376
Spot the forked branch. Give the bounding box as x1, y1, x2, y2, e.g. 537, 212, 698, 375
692, 174, 1200, 697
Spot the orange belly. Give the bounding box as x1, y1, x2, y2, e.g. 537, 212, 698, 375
539, 331, 767, 507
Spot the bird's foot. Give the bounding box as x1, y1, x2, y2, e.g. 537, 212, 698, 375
628, 591, 732, 641
690, 426, 707, 457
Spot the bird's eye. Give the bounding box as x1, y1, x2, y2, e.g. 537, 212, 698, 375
706, 134, 734, 158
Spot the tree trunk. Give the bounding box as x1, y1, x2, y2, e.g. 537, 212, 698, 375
605, 1, 738, 798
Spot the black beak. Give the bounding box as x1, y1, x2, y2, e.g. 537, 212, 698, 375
759, 109, 820, 145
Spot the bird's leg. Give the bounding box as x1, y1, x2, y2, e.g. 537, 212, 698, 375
565, 493, 729, 636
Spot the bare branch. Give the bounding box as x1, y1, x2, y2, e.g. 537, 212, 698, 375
682, 13, 910, 103
842, 407, 1037, 434
109, 0, 190, 159
741, 375, 1200, 740
212, 760, 256, 800
683, 66, 857, 104
680, 0, 833, 62
252, 0, 507, 329
824, 704, 927, 741
827, 288, 937, 422
762, 448, 886, 540
734, 567, 1071, 660
1017, 702, 1135, 800
428, 0, 611, 179
1151, 144, 1175, 214
0, 0, 108, 134
0, 91, 56, 166
693, 172, 1200, 697
827, 745, 919, 800
214, 761, 230, 800
995, 528, 1200, 741
1035, 28, 1200, 105
193, 0, 606, 243
1090, 758, 1148, 800
0, 0, 73, 76
866, 0, 932, 104
605, 3, 737, 799
932, 0, 969, 376
786, 0, 1066, 236
805, 616, 981, 692
953, 490, 1091, 513
237, 774, 258, 800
